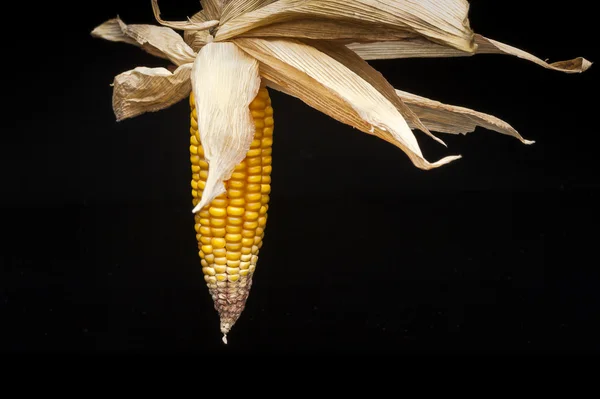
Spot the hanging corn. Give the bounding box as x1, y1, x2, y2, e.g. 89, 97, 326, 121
92, 0, 590, 343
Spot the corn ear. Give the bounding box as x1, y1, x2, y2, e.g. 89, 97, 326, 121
189, 87, 274, 342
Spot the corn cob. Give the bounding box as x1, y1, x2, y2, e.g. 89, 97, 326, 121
189, 87, 273, 343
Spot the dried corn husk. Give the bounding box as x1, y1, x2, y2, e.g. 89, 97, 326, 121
152, 0, 219, 31
347, 34, 592, 73
112, 64, 193, 121
91, 17, 197, 66
221, 0, 278, 24
190, 42, 261, 213
395, 90, 534, 144
234, 37, 460, 170
218, 0, 476, 52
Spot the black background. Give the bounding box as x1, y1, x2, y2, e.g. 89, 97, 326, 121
1, 1, 597, 354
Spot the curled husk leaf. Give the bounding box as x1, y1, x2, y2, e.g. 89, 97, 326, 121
191, 42, 262, 213
152, 0, 219, 31
347, 34, 592, 73
91, 17, 197, 66
112, 64, 193, 121
234, 37, 460, 170
395, 90, 534, 144
218, 0, 476, 52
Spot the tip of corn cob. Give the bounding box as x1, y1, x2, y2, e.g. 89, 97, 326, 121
221, 321, 231, 344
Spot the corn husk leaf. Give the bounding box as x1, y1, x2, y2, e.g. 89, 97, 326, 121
91, 17, 197, 66
237, 18, 416, 42
221, 0, 278, 24
348, 34, 592, 73
234, 38, 460, 170
201, 0, 227, 20
151, 0, 219, 31
307, 40, 445, 146
191, 42, 261, 213
184, 11, 213, 52
396, 90, 534, 144
112, 63, 193, 121
218, 0, 475, 53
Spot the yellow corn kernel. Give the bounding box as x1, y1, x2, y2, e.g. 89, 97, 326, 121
242, 230, 255, 239
245, 193, 262, 202
211, 237, 226, 249
246, 157, 262, 167
245, 211, 259, 221
247, 184, 261, 192
214, 265, 227, 274
247, 148, 262, 157
210, 218, 226, 228
225, 233, 242, 242
227, 216, 244, 226
247, 175, 262, 184
243, 221, 259, 230
240, 261, 251, 270
199, 217, 211, 226
247, 166, 262, 175
246, 202, 261, 211
226, 206, 245, 217
211, 197, 228, 208
229, 198, 245, 207
226, 251, 241, 261
225, 225, 242, 234
250, 98, 266, 110
230, 180, 247, 190
213, 248, 227, 258
211, 227, 226, 237
226, 243, 242, 252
